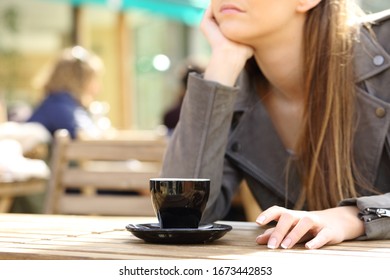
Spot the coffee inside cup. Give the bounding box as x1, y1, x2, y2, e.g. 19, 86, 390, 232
150, 178, 210, 229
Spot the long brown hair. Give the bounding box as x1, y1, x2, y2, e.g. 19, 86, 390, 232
296, 0, 365, 210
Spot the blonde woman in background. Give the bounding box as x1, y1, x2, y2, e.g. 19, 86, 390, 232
28, 46, 104, 139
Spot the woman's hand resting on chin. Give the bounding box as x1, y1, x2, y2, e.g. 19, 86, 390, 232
201, 6, 254, 86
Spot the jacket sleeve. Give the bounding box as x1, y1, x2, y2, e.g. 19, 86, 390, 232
339, 193, 390, 240
160, 73, 239, 222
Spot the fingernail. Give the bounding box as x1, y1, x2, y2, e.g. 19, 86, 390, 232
256, 215, 266, 224
267, 237, 277, 249
281, 238, 291, 249
305, 241, 315, 249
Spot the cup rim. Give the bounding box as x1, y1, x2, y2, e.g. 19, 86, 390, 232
150, 178, 210, 182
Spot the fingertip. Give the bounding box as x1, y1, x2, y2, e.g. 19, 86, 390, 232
305, 240, 317, 250
306, 229, 330, 249
255, 233, 269, 245
281, 237, 292, 249
256, 215, 266, 225
267, 237, 278, 249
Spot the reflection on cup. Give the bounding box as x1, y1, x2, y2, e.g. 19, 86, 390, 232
150, 178, 210, 229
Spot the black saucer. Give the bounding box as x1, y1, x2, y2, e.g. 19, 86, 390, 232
126, 223, 232, 244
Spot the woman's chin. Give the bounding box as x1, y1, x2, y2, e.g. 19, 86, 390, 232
219, 24, 250, 44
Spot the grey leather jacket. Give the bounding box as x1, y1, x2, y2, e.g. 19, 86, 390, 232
161, 10, 390, 240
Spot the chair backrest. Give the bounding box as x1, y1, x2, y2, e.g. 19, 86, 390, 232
44, 129, 167, 216
0, 179, 46, 212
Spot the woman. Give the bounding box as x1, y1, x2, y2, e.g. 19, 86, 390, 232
161, 0, 390, 249
28, 46, 104, 139
163, 62, 204, 132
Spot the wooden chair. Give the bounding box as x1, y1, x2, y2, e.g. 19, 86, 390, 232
0, 143, 49, 213
0, 179, 47, 212
44, 129, 168, 216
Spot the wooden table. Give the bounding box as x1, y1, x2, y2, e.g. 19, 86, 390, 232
1, 213, 389, 261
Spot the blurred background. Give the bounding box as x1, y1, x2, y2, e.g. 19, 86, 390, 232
0, 0, 389, 130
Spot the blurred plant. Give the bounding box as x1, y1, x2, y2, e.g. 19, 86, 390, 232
2, 6, 19, 33
0, 5, 22, 103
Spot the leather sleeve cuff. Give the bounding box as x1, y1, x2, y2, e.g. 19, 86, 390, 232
339, 193, 390, 240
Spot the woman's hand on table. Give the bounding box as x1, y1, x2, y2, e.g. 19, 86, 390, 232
255, 205, 365, 249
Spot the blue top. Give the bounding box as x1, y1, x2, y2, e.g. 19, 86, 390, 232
27, 91, 96, 139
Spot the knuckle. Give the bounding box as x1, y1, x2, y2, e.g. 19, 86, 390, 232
269, 205, 283, 212
282, 211, 294, 220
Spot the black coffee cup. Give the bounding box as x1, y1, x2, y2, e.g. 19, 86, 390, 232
150, 178, 210, 229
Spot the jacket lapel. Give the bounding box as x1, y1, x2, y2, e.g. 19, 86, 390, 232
226, 72, 301, 205
353, 26, 390, 185
354, 88, 390, 185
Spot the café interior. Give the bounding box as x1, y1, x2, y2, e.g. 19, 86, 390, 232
0, 0, 389, 219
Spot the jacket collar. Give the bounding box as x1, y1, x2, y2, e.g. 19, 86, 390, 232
354, 26, 390, 83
